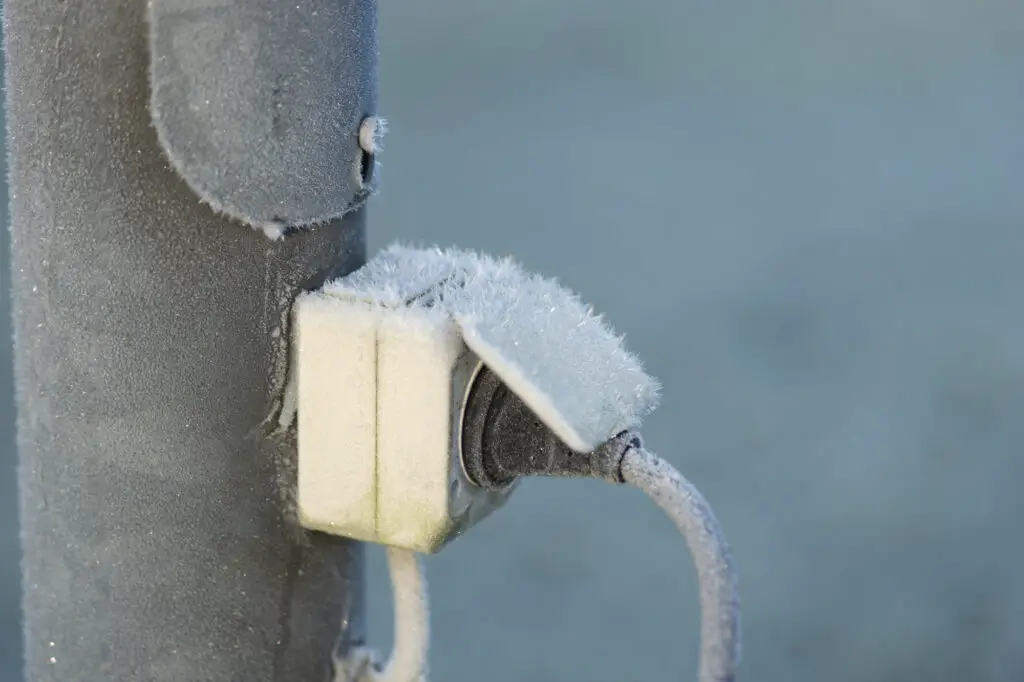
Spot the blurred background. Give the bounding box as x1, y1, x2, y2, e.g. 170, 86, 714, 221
3, 0, 1024, 680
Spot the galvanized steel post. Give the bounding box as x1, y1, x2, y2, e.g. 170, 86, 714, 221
5, 1, 376, 679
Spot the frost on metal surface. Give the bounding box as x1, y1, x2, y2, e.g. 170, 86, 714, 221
322, 243, 468, 307
147, 0, 379, 234
322, 244, 661, 452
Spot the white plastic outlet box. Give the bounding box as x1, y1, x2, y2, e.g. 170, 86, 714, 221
292, 244, 659, 553
294, 277, 512, 554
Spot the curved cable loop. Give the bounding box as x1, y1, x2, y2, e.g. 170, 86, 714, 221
620, 442, 742, 682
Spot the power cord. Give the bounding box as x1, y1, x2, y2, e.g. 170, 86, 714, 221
334, 546, 430, 682
619, 443, 741, 682
337, 366, 741, 682
461, 366, 741, 682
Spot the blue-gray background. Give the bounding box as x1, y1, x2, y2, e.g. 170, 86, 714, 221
3, 1, 1024, 680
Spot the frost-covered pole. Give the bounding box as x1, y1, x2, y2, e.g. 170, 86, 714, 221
5, 1, 376, 680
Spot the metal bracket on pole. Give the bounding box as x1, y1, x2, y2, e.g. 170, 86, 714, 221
148, 0, 379, 234
5, 1, 377, 680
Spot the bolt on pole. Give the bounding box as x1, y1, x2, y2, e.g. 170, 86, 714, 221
5, 1, 376, 680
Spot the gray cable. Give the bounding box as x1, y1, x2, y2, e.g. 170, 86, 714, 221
620, 443, 742, 682
460, 366, 743, 682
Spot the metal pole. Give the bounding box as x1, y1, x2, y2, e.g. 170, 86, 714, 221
5, 1, 374, 679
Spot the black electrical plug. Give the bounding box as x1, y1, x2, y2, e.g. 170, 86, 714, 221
460, 365, 643, 489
